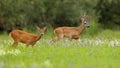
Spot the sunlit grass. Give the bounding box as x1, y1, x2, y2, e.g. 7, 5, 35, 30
0, 30, 120, 68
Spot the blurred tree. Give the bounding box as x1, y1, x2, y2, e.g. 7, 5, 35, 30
95, 0, 120, 29
0, 0, 97, 33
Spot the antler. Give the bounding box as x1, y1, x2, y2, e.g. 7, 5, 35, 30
83, 12, 86, 17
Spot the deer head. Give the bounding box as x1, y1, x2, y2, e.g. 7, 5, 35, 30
36, 26, 47, 35
81, 14, 90, 28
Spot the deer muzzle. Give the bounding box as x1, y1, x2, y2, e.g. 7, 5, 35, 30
85, 22, 90, 28
40, 33, 44, 35
87, 25, 90, 28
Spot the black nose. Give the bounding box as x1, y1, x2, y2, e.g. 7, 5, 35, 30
87, 25, 90, 28
40, 33, 44, 35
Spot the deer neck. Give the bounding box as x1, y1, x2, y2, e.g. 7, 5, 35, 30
78, 23, 86, 35
35, 34, 42, 41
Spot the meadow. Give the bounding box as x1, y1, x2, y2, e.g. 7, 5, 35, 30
0, 28, 120, 68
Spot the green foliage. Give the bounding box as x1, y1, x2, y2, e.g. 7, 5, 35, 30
82, 21, 101, 38
0, 0, 97, 29
95, 0, 120, 29
0, 0, 120, 33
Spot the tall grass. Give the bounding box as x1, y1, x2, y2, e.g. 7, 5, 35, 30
0, 39, 120, 68
0, 23, 120, 68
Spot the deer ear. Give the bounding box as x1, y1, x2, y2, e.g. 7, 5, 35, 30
35, 25, 40, 30
43, 27, 47, 30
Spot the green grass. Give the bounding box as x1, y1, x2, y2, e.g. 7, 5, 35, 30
0, 30, 120, 68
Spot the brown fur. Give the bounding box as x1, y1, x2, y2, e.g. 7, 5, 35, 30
10, 27, 46, 48
52, 15, 89, 42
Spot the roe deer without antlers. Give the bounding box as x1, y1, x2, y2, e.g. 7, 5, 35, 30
52, 15, 90, 42
10, 26, 47, 48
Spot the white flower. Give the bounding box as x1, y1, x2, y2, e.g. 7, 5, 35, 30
0, 50, 6, 55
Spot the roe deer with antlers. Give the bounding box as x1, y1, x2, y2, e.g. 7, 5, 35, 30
10, 26, 46, 48
52, 15, 90, 42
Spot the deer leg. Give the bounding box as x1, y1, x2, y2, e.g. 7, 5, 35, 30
56, 34, 64, 42
74, 37, 79, 40
56, 37, 61, 41
52, 34, 64, 42
32, 45, 34, 48
68, 36, 73, 41
75, 38, 79, 42
25, 44, 29, 48
69, 37, 73, 41
32, 44, 35, 48
51, 37, 56, 42
12, 41, 18, 48
69, 38, 72, 41
51, 36, 59, 42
